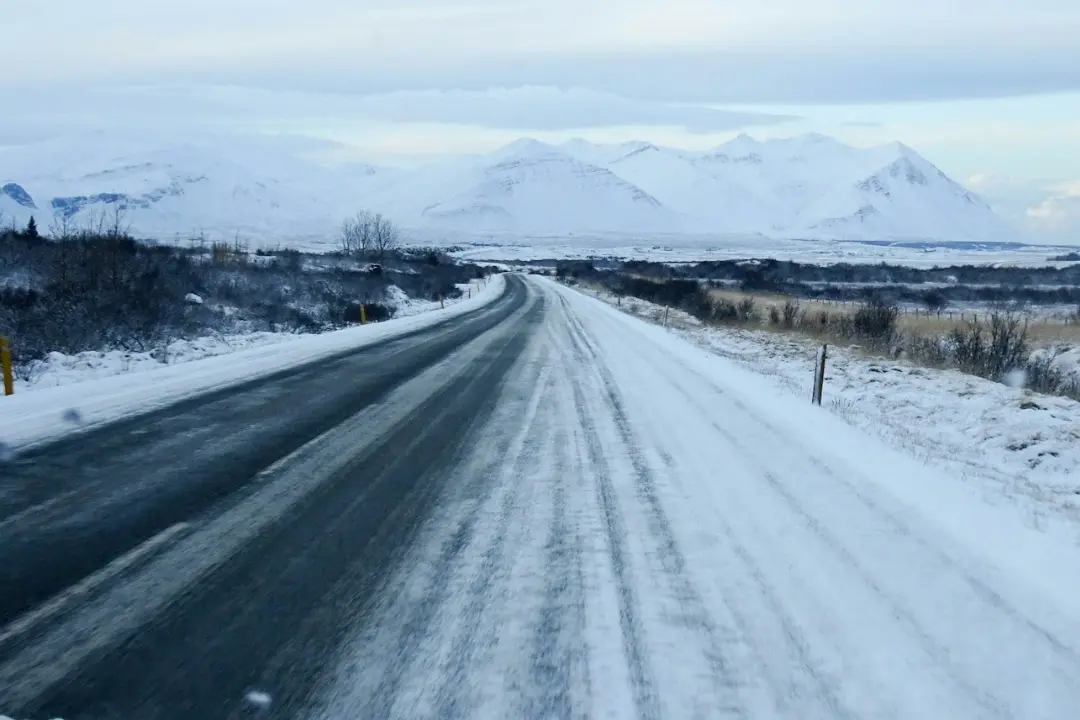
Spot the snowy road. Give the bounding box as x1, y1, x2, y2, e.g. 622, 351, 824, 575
5, 276, 1080, 718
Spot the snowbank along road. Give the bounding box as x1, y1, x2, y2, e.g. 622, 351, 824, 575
2, 274, 1080, 719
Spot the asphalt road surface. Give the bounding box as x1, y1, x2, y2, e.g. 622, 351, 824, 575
3, 274, 1080, 719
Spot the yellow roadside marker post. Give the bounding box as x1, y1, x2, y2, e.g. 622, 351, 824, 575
0, 337, 13, 396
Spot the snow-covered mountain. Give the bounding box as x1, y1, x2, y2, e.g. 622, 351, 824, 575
0, 131, 1018, 243
419, 139, 676, 232
0, 133, 379, 240
562, 134, 1014, 241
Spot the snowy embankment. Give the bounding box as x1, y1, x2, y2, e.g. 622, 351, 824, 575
12, 282, 475, 393
575, 284, 1080, 529
0, 276, 504, 452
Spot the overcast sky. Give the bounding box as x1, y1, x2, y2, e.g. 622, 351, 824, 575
4, 0, 1080, 239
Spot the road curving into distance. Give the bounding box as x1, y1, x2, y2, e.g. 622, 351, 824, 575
0, 274, 542, 718
4, 273, 1080, 720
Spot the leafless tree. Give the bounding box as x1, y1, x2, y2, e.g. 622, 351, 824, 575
49, 213, 76, 241
369, 212, 400, 259
107, 203, 130, 238
340, 211, 400, 259
0, 210, 16, 234
340, 211, 374, 257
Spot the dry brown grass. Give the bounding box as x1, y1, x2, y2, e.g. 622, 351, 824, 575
708, 287, 1080, 348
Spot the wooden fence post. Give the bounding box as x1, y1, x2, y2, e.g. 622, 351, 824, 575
812, 344, 828, 405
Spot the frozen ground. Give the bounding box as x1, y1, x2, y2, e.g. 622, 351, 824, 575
582, 286, 1080, 532
0, 276, 503, 450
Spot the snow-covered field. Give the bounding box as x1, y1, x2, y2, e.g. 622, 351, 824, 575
0, 276, 504, 451
576, 285, 1080, 533
443, 232, 1079, 268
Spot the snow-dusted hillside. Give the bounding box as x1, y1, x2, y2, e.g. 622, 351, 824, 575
420, 139, 676, 232
564, 134, 1015, 241
0, 131, 1018, 243
0, 133, 379, 240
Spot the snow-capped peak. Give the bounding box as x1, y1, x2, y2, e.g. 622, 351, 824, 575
0, 131, 1019, 243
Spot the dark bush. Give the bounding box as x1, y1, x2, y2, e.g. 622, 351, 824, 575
737, 298, 756, 323
852, 298, 898, 345
0, 228, 488, 376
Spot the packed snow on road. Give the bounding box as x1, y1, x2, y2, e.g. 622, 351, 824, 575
314, 278, 1080, 719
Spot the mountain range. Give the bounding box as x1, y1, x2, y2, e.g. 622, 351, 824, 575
0, 131, 1018, 244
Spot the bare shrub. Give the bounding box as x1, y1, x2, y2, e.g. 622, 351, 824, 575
950, 320, 986, 375
736, 297, 756, 323
852, 298, 898, 345
946, 312, 1028, 381
985, 312, 1028, 380
713, 298, 738, 324
768, 305, 781, 326
782, 299, 800, 328
904, 333, 950, 367
687, 288, 716, 323
1025, 353, 1060, 395
1026, 352, 1080, 401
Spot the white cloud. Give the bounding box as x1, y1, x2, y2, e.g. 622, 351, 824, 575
0, 84, 796, 144
279, 86, 797, 132
1026, 182, 1080, 241
5, 0, 1079, 104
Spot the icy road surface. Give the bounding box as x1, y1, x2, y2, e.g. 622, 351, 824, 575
4, 275, 1080, 719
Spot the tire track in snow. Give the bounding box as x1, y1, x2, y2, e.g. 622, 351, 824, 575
618, 324, 1009, 718
567, 376, 660, 720
316, 305, 548, 720
606, 296, 1079, 714
524, 415, 591, 720
555, 296, 748, 717
550, 300, 660, 719
559, 293, 747, 717
429, 362, 555, 719
559, 288, 863, 717
590, 296, 1080, 667
643, 448, 855, 720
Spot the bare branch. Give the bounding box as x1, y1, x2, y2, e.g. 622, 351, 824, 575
369, 213, 400, 260
339, 211, 375, 257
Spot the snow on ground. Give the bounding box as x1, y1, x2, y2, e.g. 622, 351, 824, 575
443, 231, 1080, 268
14, 332, 298, 393
0, 276, 504, 451
383, 279, 487, 318
13, 280, 488, 392
576, 285, 1080, 533
321, 276, 1080, 719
